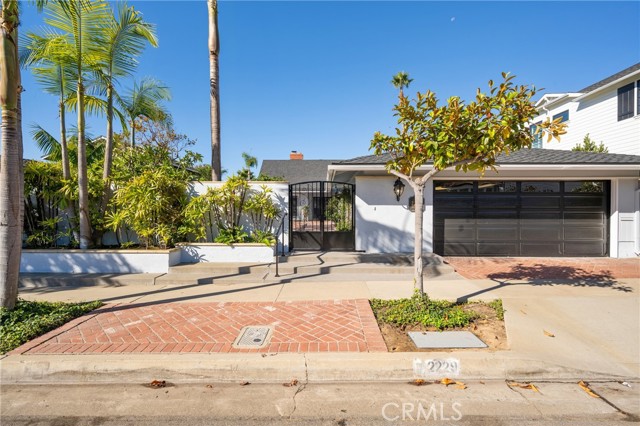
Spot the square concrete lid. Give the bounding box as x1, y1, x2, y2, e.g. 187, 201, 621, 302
408, 331, 487, 348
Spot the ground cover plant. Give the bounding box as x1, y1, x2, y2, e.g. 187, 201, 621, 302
0, 299, 103, 354
370, 292, 507, 351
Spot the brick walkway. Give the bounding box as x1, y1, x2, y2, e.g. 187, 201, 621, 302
14, 300, 387, 355
445, 257, 640, 280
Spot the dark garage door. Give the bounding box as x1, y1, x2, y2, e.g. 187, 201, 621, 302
433, 180, 609, 257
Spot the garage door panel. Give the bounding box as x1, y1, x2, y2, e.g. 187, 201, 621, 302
564, 242, 606, 256
478, 243, 518, 256
564, 226, 605, 240
520, 243, 563, 256
564, 196, 605, 209
520, 226, 562, 241
433, 180, 608, 257
520, 196, 561, 209
477, 226, 518, 240
477, 196, 518, 209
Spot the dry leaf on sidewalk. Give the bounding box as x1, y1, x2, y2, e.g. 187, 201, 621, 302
507, 381, 540, 393
409, 379, 429, 386
205, 384, 213, 389
543, 330, 555, 337
282, 379, 299, 387
440, 378, 466, 389
520, 309, 527, 315
578, 381, 600, 398
240, 381, 251, 386
149, 380, 166, 388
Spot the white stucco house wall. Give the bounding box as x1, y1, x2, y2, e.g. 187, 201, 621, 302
532, 63, 640, 155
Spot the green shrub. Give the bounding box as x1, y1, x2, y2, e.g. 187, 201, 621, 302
0, 299, 103, 354
370, 292, 475, 330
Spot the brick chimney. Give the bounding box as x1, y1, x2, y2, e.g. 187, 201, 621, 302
289, 151, 304, 160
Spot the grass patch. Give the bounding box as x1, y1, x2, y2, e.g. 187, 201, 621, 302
370, 292, 476, 330
0, 299, 103, 354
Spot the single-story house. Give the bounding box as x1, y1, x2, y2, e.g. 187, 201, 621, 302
261, 148, 640, 258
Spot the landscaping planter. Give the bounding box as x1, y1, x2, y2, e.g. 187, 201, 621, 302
177, 243, 274, 264
20, 249, 182, 274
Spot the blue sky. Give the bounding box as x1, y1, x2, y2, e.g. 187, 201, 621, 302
19, 1, 640, 176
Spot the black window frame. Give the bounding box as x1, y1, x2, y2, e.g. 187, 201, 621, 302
618, 82, 635, 121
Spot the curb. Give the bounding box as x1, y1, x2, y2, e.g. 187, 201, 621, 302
2, 352, 635, 385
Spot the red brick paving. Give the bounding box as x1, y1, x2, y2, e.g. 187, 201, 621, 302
445, 257, 640, 280
13, 300, 387, 355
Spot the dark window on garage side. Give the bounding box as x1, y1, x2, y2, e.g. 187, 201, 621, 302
552, 110, 569, 123
618, 82, 635, 121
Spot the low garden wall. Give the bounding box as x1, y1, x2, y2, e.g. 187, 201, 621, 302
20, 244, 275, 274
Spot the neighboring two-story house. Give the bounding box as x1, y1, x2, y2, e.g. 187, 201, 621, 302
533, 63, 640, 155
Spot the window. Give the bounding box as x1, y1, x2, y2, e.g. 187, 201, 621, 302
434, 181, 474, 192
530, 122, 543, 148
478, 181, 517, 193
618, 82, 634, 121
521, 182, 560, 193
564, 181, 604, 193
552, 110, 569, 123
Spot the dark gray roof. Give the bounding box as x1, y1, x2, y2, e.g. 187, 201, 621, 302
578, 62, 640, 93
259, 159, 337, 183
335, 149, 640, 166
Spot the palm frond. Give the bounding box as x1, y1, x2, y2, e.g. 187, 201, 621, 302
30, 124, 62, 161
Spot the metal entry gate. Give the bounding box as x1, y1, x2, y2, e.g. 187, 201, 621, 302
289, 181, 355, 250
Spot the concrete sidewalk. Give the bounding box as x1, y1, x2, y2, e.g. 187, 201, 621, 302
3, 273, 639, 384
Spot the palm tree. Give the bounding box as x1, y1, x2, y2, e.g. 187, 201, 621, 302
117, 77, 171, 147
44, 0, 109, 249
240, 152, 257, 180
391, 71, 413, 97
208, 0, 221, 181
21, 30, 80, 242
1, 0, 48, 308
96, 3, 157, 215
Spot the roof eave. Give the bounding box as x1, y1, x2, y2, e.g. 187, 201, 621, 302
575, 69, 640, 101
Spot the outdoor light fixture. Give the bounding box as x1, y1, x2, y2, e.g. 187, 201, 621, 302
393, 178, 405, 202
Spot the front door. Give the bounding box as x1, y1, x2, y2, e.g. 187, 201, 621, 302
289, 181, 355, 251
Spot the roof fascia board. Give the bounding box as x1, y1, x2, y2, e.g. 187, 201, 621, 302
575, 69, 640, 101
329, 164, 640, 172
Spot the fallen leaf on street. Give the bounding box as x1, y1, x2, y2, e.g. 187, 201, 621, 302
620, 381, 632, 388
240, 381, 251, 386
578, 381, 600, 398
520, 309, 527, 315
282, 379, 299, 387
455, 381, 467, 390
409, 379, 428, 386
543, 330, 555, 338
205, 384, 213, 389
507, 381, 540, 393
149, 380, 166, 388
441, 378, 455, 386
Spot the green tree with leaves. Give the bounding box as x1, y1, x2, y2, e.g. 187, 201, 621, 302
371, 72, 566, 293
94, 3, 158, 217
44, 0, 110, 249
572, 134, 608, 153
238, 152, 257, 180
118, 77, 171, 147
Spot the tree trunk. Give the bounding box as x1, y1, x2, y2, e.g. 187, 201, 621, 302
413, 183, 424, 293
59, 91, 80, 245
0, 2, 23, 309
208, 0, 221, 181
100, 83, 114, 221
77, 80, 91, 249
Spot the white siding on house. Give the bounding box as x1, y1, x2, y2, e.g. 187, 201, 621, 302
355, 176, 433, 254
613, 178, 640, 258
535, 74, 640, 155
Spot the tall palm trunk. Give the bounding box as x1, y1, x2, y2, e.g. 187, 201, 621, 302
208, 0, 221, 181
99, 82, 114, 221
0, 0, 23, 309
75, 3, 91, 249
58, 73, 80, 244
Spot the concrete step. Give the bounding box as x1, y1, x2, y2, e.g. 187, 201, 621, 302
19, 273, 161, 288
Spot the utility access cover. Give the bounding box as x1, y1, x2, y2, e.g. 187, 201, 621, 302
233, 326, 273, 349
408, 331, 487, 349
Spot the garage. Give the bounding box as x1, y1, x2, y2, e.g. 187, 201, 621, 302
433, 180, 609, 257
